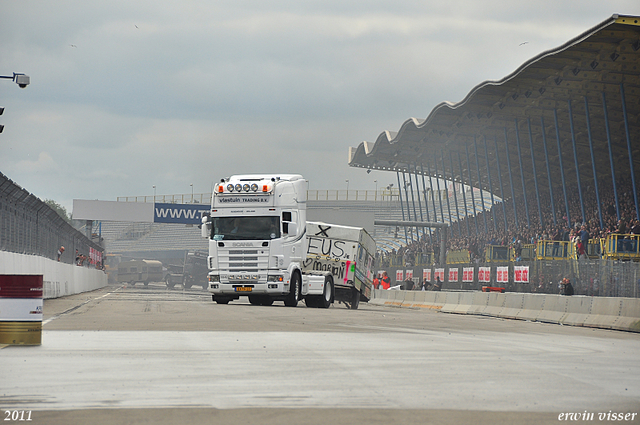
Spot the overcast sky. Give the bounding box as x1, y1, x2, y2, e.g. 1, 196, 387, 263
1, 1, 639, 212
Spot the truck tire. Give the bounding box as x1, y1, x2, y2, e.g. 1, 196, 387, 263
284, 272, 300, 307
260, 298, 274, 306
182, 276, 192, 289
249, 295, 262, 306
213, 295, 230, 304
319, 276, 333, 309
350, 287, 360, 310
165, 275, 175, 289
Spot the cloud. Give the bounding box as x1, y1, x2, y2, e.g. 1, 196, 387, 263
15, 151, 58, 173
0, 0, 639, 213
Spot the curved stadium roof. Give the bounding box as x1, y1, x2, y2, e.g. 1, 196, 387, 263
348, 14, 640, 213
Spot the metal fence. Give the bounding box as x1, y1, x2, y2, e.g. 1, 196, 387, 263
0, 172, 103, 265
376, 259, 640, 298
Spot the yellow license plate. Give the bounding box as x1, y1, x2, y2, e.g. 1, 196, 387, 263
235, 287, 252, 292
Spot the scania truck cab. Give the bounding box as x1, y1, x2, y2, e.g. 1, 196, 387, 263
201, 174, 333, 307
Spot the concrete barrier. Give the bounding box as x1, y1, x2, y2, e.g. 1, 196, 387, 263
482, 292, 506, 317
614, 298, 640, 332
440, 292, 477, 315
411, 291, 445, 310
371, 289, 640, 333
401, 290, 417, 308
560, 296, 593, 327
369, 288, 386, 306
468, 291, 489, 315
440, 292, 461, 313
536, 295, 568, 323
0, 251, 107, 299
515, 293, 546, 322
499, 293, 525, 320
452, 292, 476, 314
583, 297, 623, 329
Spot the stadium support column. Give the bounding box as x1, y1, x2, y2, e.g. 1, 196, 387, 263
514, 119, 531, 228
602, 91, 620, 221
584, 96, 604, 229
541, 116, 557, 226
473, 136, 487, 232
406, 169, 419, 241
426, 161, 439, 226
419, 163, 433, 243
456, 152, 471, 236
568, 100, 586, 224
527, 118, 544, 229
553, 109, 571, 229
433, 157, 446, 226
449, 152, 462, 237
411, 164, 426, 241
492, 138, 508, 232
483, 137, 497, 232
465, 144, 479, 234
503, 127, 519, 230
396, 170, 409, 244
620, 83, 640, 221
441, 151, 453, 234
401, 170, 415, 242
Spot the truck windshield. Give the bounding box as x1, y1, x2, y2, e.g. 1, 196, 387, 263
212, 216, 280, 241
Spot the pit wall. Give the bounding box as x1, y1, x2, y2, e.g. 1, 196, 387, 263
370, 289, 640, 333
0, 251, 107, 299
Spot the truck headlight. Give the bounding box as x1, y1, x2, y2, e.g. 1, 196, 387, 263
208, 275, 220, 282
267, 275, 283, 282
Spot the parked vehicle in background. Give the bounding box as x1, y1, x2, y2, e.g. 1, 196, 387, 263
164, 251, 209, 289
117, 259, 163, 286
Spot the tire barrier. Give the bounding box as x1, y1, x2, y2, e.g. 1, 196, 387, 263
0, 275, 43, 345
372, 289, 640, 333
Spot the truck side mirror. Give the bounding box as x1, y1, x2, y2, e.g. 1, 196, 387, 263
201, 215, 211, 238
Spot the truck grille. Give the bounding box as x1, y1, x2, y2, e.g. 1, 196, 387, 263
220, 249, 268, 271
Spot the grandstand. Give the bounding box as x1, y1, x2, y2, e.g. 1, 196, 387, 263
344, 14, 640, 297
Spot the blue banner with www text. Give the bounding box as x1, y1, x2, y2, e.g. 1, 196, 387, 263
154, 203, 210, 225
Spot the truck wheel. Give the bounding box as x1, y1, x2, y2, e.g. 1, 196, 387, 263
165, 275, 174, 289
214, 296, 230, 304
182, 276, 192, 289
305, 297, 318, 308
319, 276, 333, 309
350, 287, 360, 310
284, 272, 300, 307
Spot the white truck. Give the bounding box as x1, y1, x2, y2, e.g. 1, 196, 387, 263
200, 174, 375, 309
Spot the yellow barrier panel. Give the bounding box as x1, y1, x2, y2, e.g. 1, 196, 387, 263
536, 240, 575, 260
602, 234, 640, 261
446, 249, 470, 264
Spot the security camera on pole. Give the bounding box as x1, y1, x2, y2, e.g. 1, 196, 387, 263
1, 72, 31, 134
